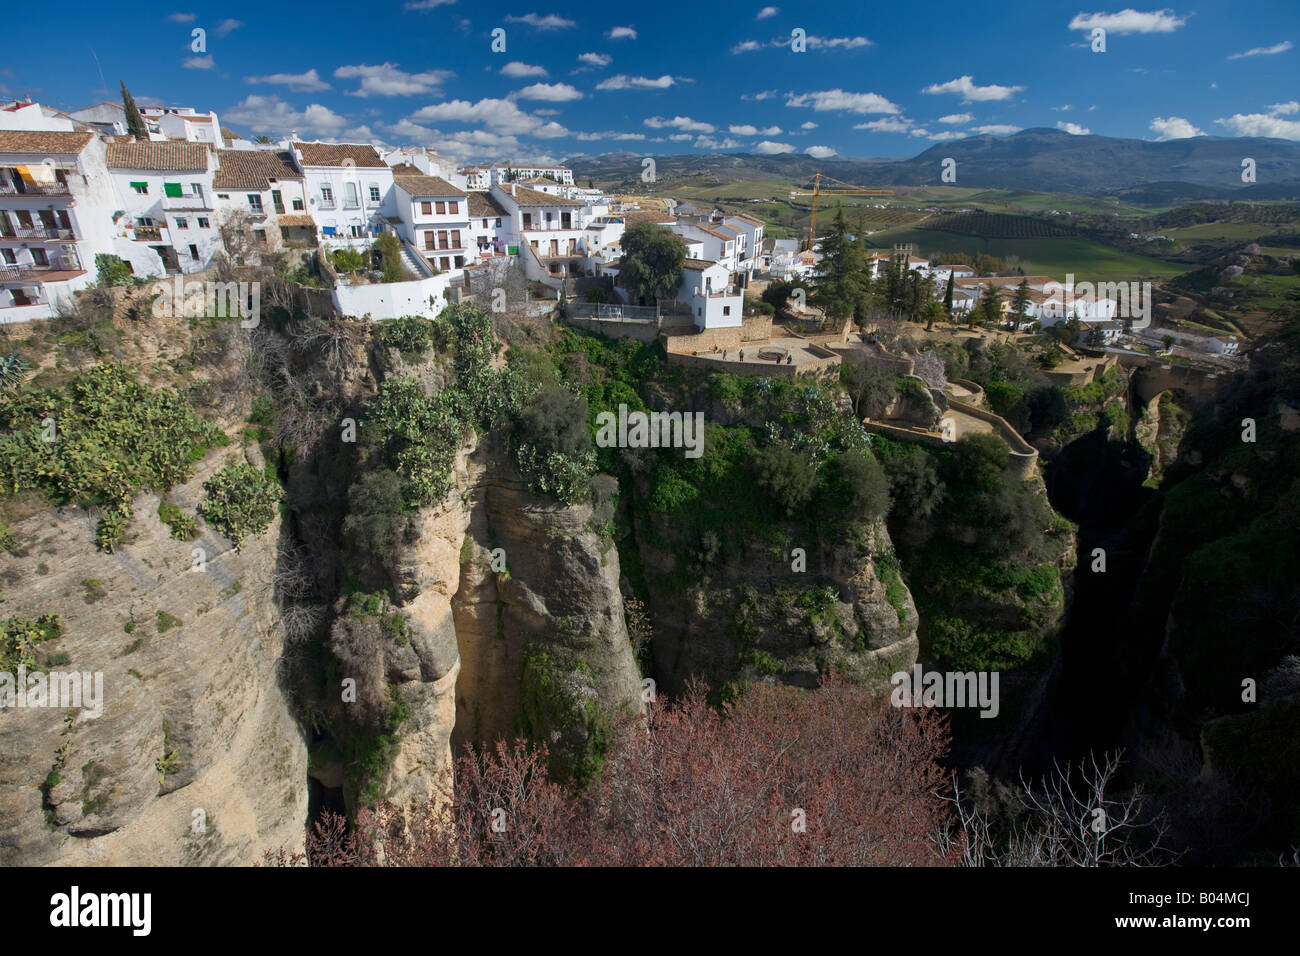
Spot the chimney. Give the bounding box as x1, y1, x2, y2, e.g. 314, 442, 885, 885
511, 182, 516, 197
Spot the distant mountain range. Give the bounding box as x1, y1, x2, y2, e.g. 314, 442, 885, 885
568, 128, 1300, 201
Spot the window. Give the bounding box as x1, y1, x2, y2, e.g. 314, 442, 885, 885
447, 201, 458, 215
271, 190, 284, 214
450, 229, 461, 248
191, 183, 204, 201
197, 217, 210, 229
495, 218, 502, 227
350, 225, 364, 238
344, 183, 359, 209
421, 201, 432, 216
723, 306, 731, 316
217, 193, 230, 200
424, 232, 435, 251
437, 230, 448, 249
188, 244, 199, 259
175, 217, 188, 229
321, 185, 333, 204
1, 249, 15, 265
435, 201, 446, 214
439, 257, 450, 270
31, 248, 48, 266
481, 219, 488, 228
248, 194, 263, 213
253, 229, 267, 244
369, 185, 381, 203
164, 182, 183, 198
130, 182, 148, 195
292, 198, 304, 211
454, 255, 464, 268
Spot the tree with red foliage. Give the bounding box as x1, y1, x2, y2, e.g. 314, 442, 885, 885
288, 675, 957, 867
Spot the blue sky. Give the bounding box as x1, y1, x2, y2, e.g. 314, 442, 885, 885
5, 1, 1298, 163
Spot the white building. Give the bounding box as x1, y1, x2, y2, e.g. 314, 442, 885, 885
458, 165, 491, 191
393, 167, 470, 271
723, 214, 764, 280
492, 163, 573, 186
141, 106, 222, 145
213, 149, 309, 250
679, 258, 742, 330
292, 141, 395, 246
0, 129, 114, 321
106, 140, 219, 275
467, 191, 509, 261
494, 181, 589, 279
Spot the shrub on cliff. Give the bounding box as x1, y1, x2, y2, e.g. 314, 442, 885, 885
201, 462, 282, 546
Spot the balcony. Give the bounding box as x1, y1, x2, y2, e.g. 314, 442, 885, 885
0, 180, 71, 197
5, 227, 76, 241
318, 199, 337, 210
343, 200, 360, 210
133, 227, 163, 241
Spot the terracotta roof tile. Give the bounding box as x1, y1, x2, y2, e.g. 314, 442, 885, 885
213, 149, 302, 189
106, 140, 210, 171
393, 171, 466, 198
0, 130, 94, 154
291, 141, 385, 167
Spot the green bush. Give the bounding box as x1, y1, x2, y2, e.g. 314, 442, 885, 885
1, 614, 61, 672
157, 502, 200, 541
820, 447, 890, 519
330, 248, 366, 274
94, 254, 134, 287
372, 233, 406, 283
510, 384, 596, 504
756, 444, 816, 517
376, 315, 435, 357
0, 364, 226, 546
200, 462, 281, 546
0, 354, 31, 390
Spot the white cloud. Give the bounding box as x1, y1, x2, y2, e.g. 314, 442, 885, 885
1148, 115, 1204, 139
214, 18, 242, 37
938, 112, 973, 124
800, 121, 817, 129
805, 35, 871, 49
695, 135, 742, 150
596, 74, 681, 90
729, 124, 760, 135
668, 133, 693, 141
1228, 40, 1293, 59
1068, 9, 1186, 35
923, 75, 1024, 103
972, 124, 1021, 135
504, 13, 576, 29
910, 128, 932, 137
732, 40, 762, 53
166, 12, 195, 22
577, 52, 612, 67
757, 6, 779, 18
410, 97, 569, 138
928, 130, 967, 141
1215, 112, 1300, 140
1056, 121, 1091, 134
183, 56, 215, 70
745, 89, 778, 101
245, 69, 331, 92
646, 115, 715, 133
853, 117, 911, 133
753, 140, 795, 154
786, 89, 900, 114
576, 130, 646, 141
335, 63, 453, 96
1269, 101, 1300, 114
1051, 104, 1073, 111
517, 82, 583, 102
607, 26, 637, 40
225, 95, 349, 137
501, 61, 548, 78
806, 145, 836, 158
404, 0, 457, 8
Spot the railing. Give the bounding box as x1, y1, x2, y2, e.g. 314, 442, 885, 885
1, 295, 46, 308
133, 227, 162, 241
162, 195, 212, 211
343, 200, 360, 210
9, 227, 75, 240
0, 181, 71, 196
0, 264, 49, 280
318, 199, 336, 210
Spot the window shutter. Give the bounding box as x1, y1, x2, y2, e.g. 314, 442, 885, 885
130, 181, 147, 191
164, 182, 183, 198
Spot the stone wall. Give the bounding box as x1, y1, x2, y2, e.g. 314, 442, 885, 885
567, 316, 660, 342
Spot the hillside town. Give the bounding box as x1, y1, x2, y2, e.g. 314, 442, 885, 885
1, 94, 1243, 377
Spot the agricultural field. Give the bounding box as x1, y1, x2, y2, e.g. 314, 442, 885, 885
866, 227, 1188, 281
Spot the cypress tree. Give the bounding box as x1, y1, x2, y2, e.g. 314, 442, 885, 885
120, 81, 148, 140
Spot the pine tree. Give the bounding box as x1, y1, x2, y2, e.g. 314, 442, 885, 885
120, 81, 148, 141
943, 272, 954, 323
1011, 278, 1031, 329
811, 207, 870, 323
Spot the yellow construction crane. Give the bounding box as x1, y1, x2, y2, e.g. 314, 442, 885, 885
791, 173, 893, 251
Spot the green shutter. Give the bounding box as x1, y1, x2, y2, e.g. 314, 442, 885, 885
163, 182, 183, 198
129, 181, 147, 191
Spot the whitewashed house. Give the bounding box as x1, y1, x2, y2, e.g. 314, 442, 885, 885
393, 167, 471, 272
467, 191, 509, 261
292, 141, 395, 246
494, 181, 589, 279
106, 140, 219, 275
142, 106, 222, 145
0, 129, 118, 321
212, 149, 308, 250
679, 258, 742, 330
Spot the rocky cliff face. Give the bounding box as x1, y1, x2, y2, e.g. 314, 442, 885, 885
635, 515, 919, 695
451, 438, 643, 762
0, 450, 308, 866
